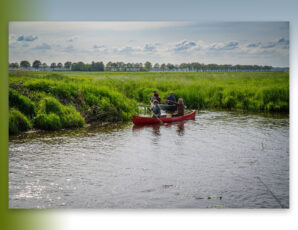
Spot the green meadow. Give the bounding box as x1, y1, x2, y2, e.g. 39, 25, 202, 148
9, 71, 289, 135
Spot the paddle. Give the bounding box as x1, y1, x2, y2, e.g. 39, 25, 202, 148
147, 106, 163, 124
165, 100, 187, 109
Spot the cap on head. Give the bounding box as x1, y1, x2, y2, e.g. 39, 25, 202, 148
153, 90, 157, 93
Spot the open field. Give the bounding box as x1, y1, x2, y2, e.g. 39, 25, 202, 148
9, 71, 289, 134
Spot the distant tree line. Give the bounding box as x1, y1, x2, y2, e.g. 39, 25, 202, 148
9, 60, 278, 72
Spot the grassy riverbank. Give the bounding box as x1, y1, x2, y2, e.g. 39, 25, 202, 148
9, 71, 289, 135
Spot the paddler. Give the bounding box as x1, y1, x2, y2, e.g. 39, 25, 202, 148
173, 98, 185, 117
165, 92, 176, 105
151, 90, 161, 103
151, 100, 161, 118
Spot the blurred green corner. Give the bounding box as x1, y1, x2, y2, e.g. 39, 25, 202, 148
0, 0, 57, 229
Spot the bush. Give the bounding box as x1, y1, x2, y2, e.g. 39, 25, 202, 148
9, 109, 31, 135
9, 89, 35, 117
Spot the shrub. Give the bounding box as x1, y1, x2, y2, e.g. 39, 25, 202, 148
9, 89, 35, 117
9, 109, 31, 135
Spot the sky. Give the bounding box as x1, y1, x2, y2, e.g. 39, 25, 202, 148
9, 21, 289, 67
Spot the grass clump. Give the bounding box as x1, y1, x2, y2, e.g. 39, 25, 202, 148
34, 97, 84, 130
9, 89, 35, 117
9, 108, 31, 135
34, 113, 62, 131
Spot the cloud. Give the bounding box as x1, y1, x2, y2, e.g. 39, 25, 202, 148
33, 43, 51, 50
261, 42, 275, 49
66, 36, 78, 42
173, 40, 197, 52
93, 44, 108, 54
247, 42, 261, 48
93, 44, 106, 49
277, 38, 289, 48
143, 44, 156, 52
63, 45, 75, 53
209, 41, 239, 51
17, 35, 38, 42
115, 46, 142, 54
246, 38, 289, 50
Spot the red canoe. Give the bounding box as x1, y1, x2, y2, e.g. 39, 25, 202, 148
132, 110, 196, 125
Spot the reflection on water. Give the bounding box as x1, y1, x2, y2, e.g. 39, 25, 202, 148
9, 110, 289, 208
176, 122, 185, 136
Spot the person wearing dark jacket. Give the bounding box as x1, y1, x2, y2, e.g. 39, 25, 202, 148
166, 92, 176, 105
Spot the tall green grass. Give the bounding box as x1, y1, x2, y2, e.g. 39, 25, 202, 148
9, 108, 31, 135
9, 71, 289, 134
9, 89, 35, 117
34, 97, 85, 130
9, 72, 139, 134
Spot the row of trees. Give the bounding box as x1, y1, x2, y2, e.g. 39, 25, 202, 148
9, 60, 70, 70
9, 60, 274, 72
9, 60, 104, 71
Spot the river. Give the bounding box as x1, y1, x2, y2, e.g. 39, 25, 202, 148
9, 110, 289, 208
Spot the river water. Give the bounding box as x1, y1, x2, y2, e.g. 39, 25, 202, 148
9, 110, 289, 208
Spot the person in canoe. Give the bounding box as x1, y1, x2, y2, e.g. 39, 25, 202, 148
151, 100, 161, 118
165, 92, 176, 105
151, 90, 161, 103
173, 98, 185, 117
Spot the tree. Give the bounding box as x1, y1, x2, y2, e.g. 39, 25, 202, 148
50, 62, 56, 70
166, 63, 175, 70
20, 60, 30, 69
153, 63, 160, 71
32, 60, 42, 69
9, 63, 19, 68
57, 62, 63, 69
144, 61, 152, 72
42, 63, 48, 70
64, 61, 72, 70
71, 62, 86, 71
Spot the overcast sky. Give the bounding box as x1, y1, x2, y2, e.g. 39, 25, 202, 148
9, 21, 289, 67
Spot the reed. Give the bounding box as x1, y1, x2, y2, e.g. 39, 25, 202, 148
8, 71, 289, 134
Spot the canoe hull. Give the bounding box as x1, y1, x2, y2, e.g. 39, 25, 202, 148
132, 110, 196, 125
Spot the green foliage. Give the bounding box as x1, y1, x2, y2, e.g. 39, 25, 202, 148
34, 113, 62, 131
8, 71, 289, 134
38, 97, 64, 115
61, 106, 85, 128
9, 109, 31, 135
34, 96, 85, 130
9, 89, 35, 117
